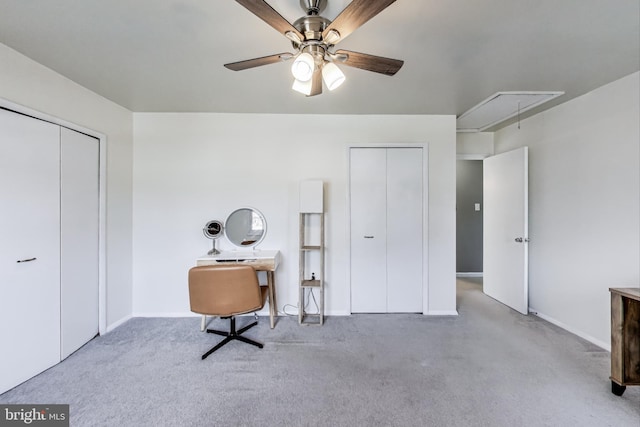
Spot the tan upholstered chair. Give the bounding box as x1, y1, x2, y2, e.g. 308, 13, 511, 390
188, 265, 267, 360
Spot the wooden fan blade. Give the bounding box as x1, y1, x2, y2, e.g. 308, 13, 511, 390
323, 0, 397, 44
236, 0, 304, 41
335, 49, 403, 76
307, 68, 323, 97
224, 53, 292, 71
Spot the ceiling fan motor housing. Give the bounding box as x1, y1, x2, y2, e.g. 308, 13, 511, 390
293, 15, 331, 44
300, 0, 327, 15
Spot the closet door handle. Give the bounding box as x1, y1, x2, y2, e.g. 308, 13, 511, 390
17, 257, 37, 263
364, 236, 375, 239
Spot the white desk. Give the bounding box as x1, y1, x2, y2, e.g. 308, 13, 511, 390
196, 250, 281, 329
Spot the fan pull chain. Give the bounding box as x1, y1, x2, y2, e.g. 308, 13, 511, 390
517, 101, 521, 129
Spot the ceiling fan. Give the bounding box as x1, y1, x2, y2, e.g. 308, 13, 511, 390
224, 0, 404, 96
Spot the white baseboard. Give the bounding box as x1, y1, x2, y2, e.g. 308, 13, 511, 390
132, 312, 198, 318
531, 309, 610, 351
105, 314, 133, 333
424, 310, 459, 316
456, 272, 483, 278
326, 310, 352, 316
131, 309, 276, 319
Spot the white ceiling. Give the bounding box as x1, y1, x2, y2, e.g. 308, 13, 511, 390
0, 0, 638, 127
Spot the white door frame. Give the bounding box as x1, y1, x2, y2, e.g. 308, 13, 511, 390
347, 143, 429, 314
1, 98, 108, 335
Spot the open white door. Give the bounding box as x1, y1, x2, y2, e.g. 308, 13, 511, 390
483, 147, 529, 314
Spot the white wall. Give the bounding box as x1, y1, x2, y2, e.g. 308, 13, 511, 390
456, 132, 494, 158
132, 113, 457, 317
494, 72, 640, 348
0, 42, 134, 330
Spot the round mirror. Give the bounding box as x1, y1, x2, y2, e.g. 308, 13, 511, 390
203, 220, 223, 255
225, 207, 267, 248
203, 220, 223, 239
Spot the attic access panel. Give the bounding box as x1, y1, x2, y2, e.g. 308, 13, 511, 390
457, 92, 564, 132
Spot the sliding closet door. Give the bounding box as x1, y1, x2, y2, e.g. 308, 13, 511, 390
60, 128, 99, 359
0, 108, 61, 393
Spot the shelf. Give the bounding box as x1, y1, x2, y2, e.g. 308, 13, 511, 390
301, 279, 321, 288
299, 313, 322, 326
299, 211, 324, 326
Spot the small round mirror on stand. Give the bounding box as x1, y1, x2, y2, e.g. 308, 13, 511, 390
203, 220, 224, 255
225, 207, 267, 249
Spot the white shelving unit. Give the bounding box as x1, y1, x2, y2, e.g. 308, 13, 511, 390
299, 181, 324, 326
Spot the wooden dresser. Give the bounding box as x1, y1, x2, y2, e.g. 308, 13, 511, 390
609, 287, 640, 396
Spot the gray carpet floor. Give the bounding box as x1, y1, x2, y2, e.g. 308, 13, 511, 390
1, 278, 639, 426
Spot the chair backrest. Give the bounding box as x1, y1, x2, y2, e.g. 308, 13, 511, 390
188, 265, 263, 317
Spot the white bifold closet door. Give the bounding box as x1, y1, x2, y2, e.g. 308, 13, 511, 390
350, 147, 423, 313
60, 127, 99, 359
0, 109, 99, 393
0, 109, 61, 393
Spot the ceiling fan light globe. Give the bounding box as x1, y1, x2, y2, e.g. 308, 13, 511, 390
291, 52, 315, 82
292, 78, 313, 96
322, 62, 345, 91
